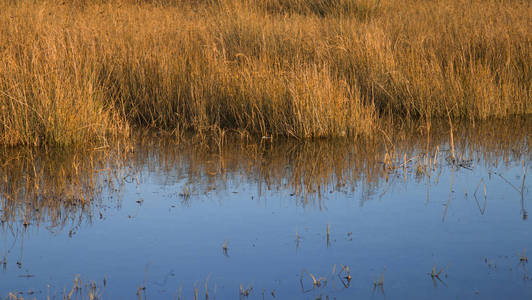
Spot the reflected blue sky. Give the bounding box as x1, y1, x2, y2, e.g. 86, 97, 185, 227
1, 129, 531, 299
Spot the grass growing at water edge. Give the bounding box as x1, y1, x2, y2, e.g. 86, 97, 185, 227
0, 0, 530, 147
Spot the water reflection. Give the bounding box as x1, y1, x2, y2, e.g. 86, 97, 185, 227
0, 118, 530, 298
1, 119, 530, 232
0, 147, 127, 233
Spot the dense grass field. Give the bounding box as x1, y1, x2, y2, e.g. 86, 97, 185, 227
0, 0, 530, 146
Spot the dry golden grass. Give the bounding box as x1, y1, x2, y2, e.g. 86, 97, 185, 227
0, 0, 530, 146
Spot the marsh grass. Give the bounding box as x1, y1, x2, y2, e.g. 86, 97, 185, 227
222, 240, 229, 257
300, 269, 327, 291
520, 250, 528, 263
373, 272, 384, 288
239, 284, 252, 297
337, 265, 352, 288
430, 263, 447, 279
6, 275, 105, 300
0, 0, 530, 146
0, 1, 130, 146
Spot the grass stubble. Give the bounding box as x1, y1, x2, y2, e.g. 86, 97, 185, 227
0, 0, 530, 147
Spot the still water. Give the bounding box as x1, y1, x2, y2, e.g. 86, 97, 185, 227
1, 120, 531, 299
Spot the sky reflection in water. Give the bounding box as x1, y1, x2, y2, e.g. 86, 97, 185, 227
1, 120, 531, 299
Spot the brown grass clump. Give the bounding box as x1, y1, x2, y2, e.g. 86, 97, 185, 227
0, 0, 530, 146
0, 1, 130, 146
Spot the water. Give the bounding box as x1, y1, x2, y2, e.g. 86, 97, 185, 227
1, 120, 531, 299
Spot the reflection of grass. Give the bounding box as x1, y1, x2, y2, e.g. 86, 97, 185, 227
300, 269, 327, 291
239, 284, 252, 297
0, 146, 127, 233
430, 263, 448, 279
326, 224, 331, 247
372, 268, 385, 295
337, 265, 352, 287
7, 275, 106, 300
429, 263, 448, 288
0, 119, 529, 234
0, 0, 530, 146
222, 240, 229, 257
520, 250, 528, 263
4, 265, 347, 299
0, 120, 526, 298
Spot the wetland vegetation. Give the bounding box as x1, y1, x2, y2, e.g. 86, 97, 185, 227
0, 0, 531, 298
0, 0, 530, 146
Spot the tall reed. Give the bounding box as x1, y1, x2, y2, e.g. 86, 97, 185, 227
0, 0, 530, 146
